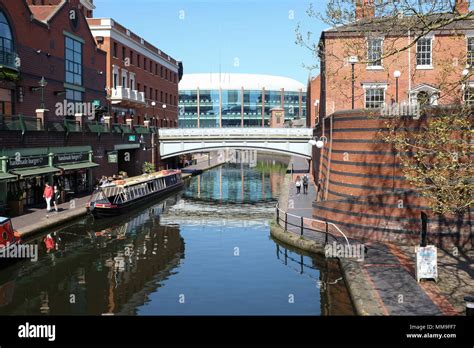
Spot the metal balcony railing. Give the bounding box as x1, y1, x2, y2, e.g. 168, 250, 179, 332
0, 49, 19, 71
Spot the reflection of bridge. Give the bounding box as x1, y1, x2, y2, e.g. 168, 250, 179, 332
158, 128, 314, 159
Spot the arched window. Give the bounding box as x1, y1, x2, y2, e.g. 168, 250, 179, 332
0, 11, 13, 53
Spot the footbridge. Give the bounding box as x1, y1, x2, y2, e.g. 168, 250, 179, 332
158, 128, 314, 159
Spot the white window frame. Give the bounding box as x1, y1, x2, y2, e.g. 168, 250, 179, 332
463, 81, 474, 104
366, 37, 384, 70
416, 35, 434, 70
129, 72, 136, 91
466, 35, 474, 68
362, 83, 388, 109
121, 69, 128, 89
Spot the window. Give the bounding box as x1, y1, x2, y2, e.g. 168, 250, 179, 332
160, 91, 163, 102
367, 38, 383, 67
165, 93, 168, 103
150, 60, 152, 73
365, 88, 385, 108
144, 57, 147, 70
468, 37, 474, 67
137, 54, 141, 68
65, 36, 83, 86
155, 63, 158, 75
0, 11, 13, 53
113, 42, 118, 58
122, 46, 126, 61
155, 90, 158, 101
129, 50, 134, 65
465, 86, 474, 105
417, 38, 432, 67
161, 66, 163, 78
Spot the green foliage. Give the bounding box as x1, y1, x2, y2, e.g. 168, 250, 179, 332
142, 162, 156, 174
382, 108, 473, 215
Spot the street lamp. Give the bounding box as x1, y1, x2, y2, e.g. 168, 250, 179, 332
314, 99, 320, 126
348, 56, 359, 109
162, 104, 167, 128
308, 136, 328, 149
394, 70, 401, 104
38, 76, 48, 109
151, 101, 156, 126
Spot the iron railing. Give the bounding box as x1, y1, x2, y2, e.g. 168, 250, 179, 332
0, 115, 44, 132
275, 202, 350, 246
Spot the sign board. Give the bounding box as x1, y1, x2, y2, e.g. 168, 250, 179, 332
8, 155, 48, 170
128, 135, 137, 142
53, 153, 88, 165
415, 245, 438, 282
92, 100, 101, 108
108, 151, 118, 164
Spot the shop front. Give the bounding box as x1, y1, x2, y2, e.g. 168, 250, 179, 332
50, 146, 98, 201
1, 148, 60, 215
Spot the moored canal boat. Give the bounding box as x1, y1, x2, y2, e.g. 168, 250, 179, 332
0, 217, 22, 268
87, 170, 183, 218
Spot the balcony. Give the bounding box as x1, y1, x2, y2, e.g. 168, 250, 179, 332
0, 49, 19, 72
110, 86, 146, 106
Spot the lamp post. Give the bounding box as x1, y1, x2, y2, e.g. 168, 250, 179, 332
38, 76, 48, 109
394, 70, 401, 104
162, 104, 167, 128
463, 68, 470, 103
314, 99, 320, 126
151, 101, 156, 126
348, 56, 359, 109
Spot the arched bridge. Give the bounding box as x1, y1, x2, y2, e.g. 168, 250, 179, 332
158, 128, 314, 159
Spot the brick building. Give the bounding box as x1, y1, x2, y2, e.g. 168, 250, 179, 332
0, 0, 178, 216
86, 17, 182, 128
309, 0, 472, 250
306, 75, 320, 128
317, 0, 473, 118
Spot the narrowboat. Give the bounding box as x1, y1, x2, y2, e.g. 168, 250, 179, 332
0, 217, 22, 268
87, 169, 184, 218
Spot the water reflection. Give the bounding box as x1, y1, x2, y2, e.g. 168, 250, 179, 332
0, 162, 354, 315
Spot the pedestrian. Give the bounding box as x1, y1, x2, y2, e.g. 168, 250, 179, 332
303, 174, 309, 194
52, 185, 61, 212
295, 176, 302, 195
43, 182, 53, 215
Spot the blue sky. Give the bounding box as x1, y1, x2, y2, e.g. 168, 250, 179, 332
94, 0, 327, 84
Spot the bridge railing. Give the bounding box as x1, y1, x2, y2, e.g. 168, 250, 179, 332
159, 127, 313, 139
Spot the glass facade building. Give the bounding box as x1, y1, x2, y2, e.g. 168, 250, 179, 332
179, 73, 306, 127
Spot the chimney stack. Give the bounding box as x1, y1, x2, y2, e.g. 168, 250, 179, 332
454, 0, 470, 14
356, 0, 375, 20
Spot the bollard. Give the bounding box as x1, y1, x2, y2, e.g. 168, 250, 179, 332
465, 296, 474, 316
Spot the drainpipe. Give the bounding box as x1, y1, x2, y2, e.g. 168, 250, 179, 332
408, 29, 412, 102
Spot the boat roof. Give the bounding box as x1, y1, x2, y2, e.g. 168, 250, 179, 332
110, 170, 181, 188
0, 217, 11, 225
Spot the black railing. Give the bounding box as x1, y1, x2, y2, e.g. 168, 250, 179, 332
0, 48, 18, 70
275, 203, 349, 246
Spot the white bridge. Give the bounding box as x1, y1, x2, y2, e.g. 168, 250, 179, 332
158, 128, 314, 159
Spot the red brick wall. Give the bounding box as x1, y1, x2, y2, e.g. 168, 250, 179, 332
2, 0, 106, 120
307, 75, 321, 128
312, 110, 472, 250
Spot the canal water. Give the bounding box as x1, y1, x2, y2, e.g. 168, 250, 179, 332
0, 162, 354, 315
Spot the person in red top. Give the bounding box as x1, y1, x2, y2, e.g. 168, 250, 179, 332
43, 182, 53, 215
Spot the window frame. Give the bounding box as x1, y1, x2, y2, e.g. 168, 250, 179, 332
366, 37, 384, 69
363, 83, 387, 109
416, 36, 434, 69
65, 36, 83, 87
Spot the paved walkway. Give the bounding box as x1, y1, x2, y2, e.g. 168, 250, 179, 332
278, 156, 466, 315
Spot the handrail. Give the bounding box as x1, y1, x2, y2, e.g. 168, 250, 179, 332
275, 202, 350, 246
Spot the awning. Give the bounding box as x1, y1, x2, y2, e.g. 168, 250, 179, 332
56, 162, 99, 171
10, 166, 60, 178
0, 172, 16, 181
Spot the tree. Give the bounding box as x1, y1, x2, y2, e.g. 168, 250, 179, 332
297, 0, 474, 214
142, 162, 155, 174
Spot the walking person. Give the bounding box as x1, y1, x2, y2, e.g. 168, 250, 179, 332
303, 174, 309, 194
295, 176, 302, 195
52, 185, 61, 213
43, 182, 53, 216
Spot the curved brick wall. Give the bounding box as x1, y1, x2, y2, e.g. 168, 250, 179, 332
312, 110, 472, 250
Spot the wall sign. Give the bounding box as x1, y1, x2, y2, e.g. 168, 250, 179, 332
128, 135, 137, 142
53, 153, 88, 165
415, 245, 438, 282
108, 151, 118, 164
8, 155, 48, 170
69, 9, 78, 30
